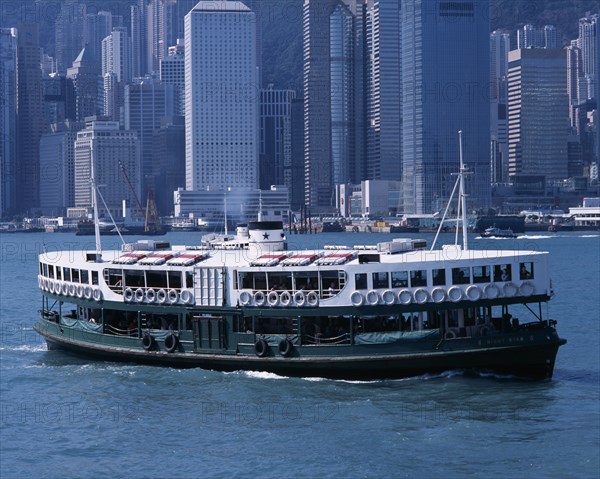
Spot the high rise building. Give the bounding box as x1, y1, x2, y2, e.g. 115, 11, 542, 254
259, 87, 296, 191
367, 0, 402, 183
74, 118, 140, 212
124, 77, 175, 199
517, 24, 556, 50
0, 28, 17, 217
131, 0, 149, 79
490, 30, 510, 183
401, 0, 491, 214
43, 74, 76, 126
54, 0, 85, 74
566, 40, 583, 129
507, 48, 568, 181
160, 40, 185, 116
16, 23, 45, 213
184, 1, 258, 192
578, 14, 598, 100
67, 47, 100, 121
39, 121, 78, 214
83, 11, 117, 72
101, 27, 131, 122
544, 25, 557, 49
290, 97, 305, 210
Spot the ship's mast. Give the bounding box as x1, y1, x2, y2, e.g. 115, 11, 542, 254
458, 130, 469, 250
90, 140, 102, 259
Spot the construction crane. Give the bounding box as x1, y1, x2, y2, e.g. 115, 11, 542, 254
118, 161, 162, 234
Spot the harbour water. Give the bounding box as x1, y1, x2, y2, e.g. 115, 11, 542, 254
1, 231, 598, 478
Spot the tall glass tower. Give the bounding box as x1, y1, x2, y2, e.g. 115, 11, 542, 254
401, 0, 490, 214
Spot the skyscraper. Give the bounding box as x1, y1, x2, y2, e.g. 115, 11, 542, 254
184, 1, 258, 192
101, 27, 131, 122
16, 23, 45, 213
401, 0, 491, 214
0, 28, 17, 217
507, 48, 568, 181
131, 0, 149, 79
490, 30, 510, 183
54, 0, 85, 74
74, 118, 140, 212
67, 47, 99, 121
160, 40, 185, 116
578, 14, 597, 100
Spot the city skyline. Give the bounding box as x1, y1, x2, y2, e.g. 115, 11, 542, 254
0, 0, 598, 219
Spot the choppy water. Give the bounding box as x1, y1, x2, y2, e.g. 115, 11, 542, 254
1, 231, 599, 479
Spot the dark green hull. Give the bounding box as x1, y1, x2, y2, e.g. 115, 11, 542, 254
34, 317, 566, 380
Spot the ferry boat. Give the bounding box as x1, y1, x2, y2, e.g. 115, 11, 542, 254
480, 227, 518, 238
32, 134, 566, 380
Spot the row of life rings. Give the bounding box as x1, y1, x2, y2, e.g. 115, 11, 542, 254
240, 291, 319, 308
124, 288, 193, 305
348, 281, 536, 306
39, 276, 103, 302
253, 338, 294, 357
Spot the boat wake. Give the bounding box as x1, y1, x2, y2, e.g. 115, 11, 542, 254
0, 344, 47, 353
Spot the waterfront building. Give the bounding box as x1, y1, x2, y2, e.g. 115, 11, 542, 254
39, 121, 78, 215
74, 118, 140, 213
184, 1, 258, 192
260, 87, 296, 194
507, 48, 568, 181
0, 28, 17, 217
124, 77, 175, 200
401, 0, 491, 214
16, 23, 45, 213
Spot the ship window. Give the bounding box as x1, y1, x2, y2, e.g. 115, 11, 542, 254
432, 269, 446, 286
64, 268, 71, 282
39, 262, 43, 276
267, 273, 292, 291
56, 267, 62, 281
124, 270, 144, 287
146, 271, 167, 288
48, 265, 55, 279
294, 272, 318, 291
320, 271, 340, 296
493, 264, 512, 282
81, 270, 89, 284
372, 272, 389, 289
410, 270, 427, 287
72, 269, 80, 283
519, 262, 534, 280
473, 266, 490, 284
92, 271, 99, 285
452, 267, 470, 285
391, 271, 408, 288
185, 271, 194, 289
355, 273, 368, 290
42, 263, 48, 277
168, 271, 182, 289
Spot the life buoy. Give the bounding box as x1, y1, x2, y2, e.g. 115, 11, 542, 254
444, 328, 458, 340
267, 291, 279, 307
398, 289, 412, 305
350, 291, 364, 306
146, 288, 156, 303
76, 285, 84, 298
68, 283, 76, 296
61, 282, 69, 295
366, 290, 379, 305
43, 278, 49, 291
156, 289, 167, 304
431, 287, 446, 303
167, 289, 179, 304
306, 291, 319, 307
447, 286, 463, 303
239, 291, 252, 306
134, 288, 145, 302
293, 291, 306, 307
124, 288, 134, 302
180, 289, 193, 304
164, 333, 179, 353
414, 288, 429, 304
254, 291, 266, 306
93, 288, 103, 302
142, 333, 154, 351
466, 285, 482, 301
503, 282, 518, 297
254, 338, 269, 357
382, 290, 395, 305
484, 283, 500, 299
278, 338, 293, 357
520, 281, 535, 297
84, 286, 93, 300
49, 280, 55, 294
279, 291, 292, 307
